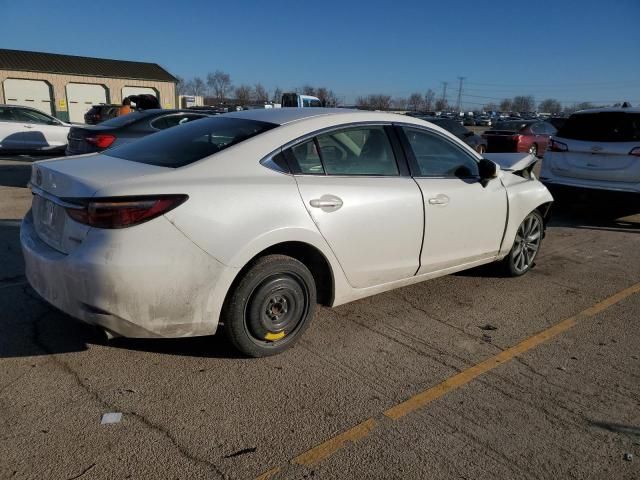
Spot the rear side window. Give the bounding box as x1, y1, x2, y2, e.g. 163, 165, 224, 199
558, 112, 640, 142
106, 117, 276, 167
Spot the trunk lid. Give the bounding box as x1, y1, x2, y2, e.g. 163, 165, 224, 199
29, 154, 169, 254
66, 125, 115, 154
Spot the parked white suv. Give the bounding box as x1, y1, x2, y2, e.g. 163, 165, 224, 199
540, 107, 640, 194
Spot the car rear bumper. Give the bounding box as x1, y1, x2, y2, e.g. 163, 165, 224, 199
21, 211, 231, 338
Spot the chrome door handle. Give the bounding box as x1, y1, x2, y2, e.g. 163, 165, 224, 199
428, 195, 449, 206
310, 195, 343, 209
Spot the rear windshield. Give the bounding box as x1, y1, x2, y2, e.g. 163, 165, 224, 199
558, 112, 640, 142
491, 121, 533, 131
106, 116, 277, 167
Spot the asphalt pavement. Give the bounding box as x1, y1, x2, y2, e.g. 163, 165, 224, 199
1, 154, 639, 480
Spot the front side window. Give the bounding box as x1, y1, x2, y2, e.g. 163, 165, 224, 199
316, 126, 398, 176
13, 108, 54, 125
0, 108, 15, 122
403, 127, 479, 178
106, 117, 277, 168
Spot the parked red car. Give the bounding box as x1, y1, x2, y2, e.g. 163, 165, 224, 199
483, 120, 557, 157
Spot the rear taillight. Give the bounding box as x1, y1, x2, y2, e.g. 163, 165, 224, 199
65, 195, 188, 229
85, 134, 116, 149
512, 134, 523, 143
550, 139, 568, 152
629, 147, 640, 157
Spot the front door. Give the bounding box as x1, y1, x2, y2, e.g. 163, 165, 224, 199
400, 126, 507, 274
287, 125, 424, 288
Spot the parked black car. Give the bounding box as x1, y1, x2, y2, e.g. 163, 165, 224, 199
66, 109, 211, 155
418, 116, 488, 154
84, 104, 120, 125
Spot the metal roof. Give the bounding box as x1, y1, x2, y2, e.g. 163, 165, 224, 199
0, 49, 177, 82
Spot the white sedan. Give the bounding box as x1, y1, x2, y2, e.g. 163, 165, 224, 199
0, 105, 71, 153
21, 109, 553, 356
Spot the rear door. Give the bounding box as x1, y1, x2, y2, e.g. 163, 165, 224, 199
552, 112, 640, 183
400, 126, 507, 273
288, 125, 424, 288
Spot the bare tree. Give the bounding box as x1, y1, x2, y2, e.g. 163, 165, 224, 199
301, 85, 316, 96
424, 89, 436, 111
499, 98, 513, 112
368, 94, 392, 110
326, 90, 340, 107
538, 98, 562, 114
356, 96, 371, 109
483, 102, 498, 112
176, 76, 188, 95
272, 87, 283, 103
192, 77, 207, 97
316, 87, 329, 106
207, 70, 233, 102
407, 92, 424, 111
392, 97, 408, 109
435, 98, 448, 111
234, 84, 252, 106
512, 95, 535, 112
253, 83, 269, 103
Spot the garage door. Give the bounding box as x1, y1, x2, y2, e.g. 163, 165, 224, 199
122, 86, 158, 107
66, 83, 108, 124
3, 79, 53, 115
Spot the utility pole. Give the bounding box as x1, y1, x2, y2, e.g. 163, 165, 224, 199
456, 76, 465, 113
441, 81, 448, 105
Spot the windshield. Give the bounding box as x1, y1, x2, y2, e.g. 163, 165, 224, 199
558, 112, 640, 142
106, 116, 277, 167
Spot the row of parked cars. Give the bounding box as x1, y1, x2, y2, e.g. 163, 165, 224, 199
1, 103, 638, 197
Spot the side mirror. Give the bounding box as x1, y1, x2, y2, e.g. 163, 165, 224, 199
478, 158, 499, 180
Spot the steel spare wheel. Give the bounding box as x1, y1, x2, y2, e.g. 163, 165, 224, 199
66, 83, 108, 124
3, 79, 53, 115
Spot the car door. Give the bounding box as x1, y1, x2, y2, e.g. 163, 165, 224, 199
11, 108, 68, 150
287, 125, 424, 288
0, 107, 24, 150
399, 126, 507, 274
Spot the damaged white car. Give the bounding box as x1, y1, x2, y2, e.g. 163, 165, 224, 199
21, 109, 553, 356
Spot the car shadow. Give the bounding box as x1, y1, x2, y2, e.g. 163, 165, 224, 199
0, 163, 32, 188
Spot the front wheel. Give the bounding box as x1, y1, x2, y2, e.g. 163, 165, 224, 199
222, 255, 317, 357
502, 211, 544, 276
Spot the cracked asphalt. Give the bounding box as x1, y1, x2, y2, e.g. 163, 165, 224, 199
1, 154, 639, 480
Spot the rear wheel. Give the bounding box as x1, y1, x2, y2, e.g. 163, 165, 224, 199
502, 211, 544, 277
222, 255, 316, 357
528, 143, 538, 156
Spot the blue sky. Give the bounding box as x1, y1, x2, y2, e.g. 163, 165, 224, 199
1, 0, 639, 107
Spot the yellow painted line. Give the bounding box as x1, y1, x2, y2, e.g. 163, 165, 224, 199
293, 418, 377, 466
384, 281, 640, 420
255, 282, 640, 479
254, 467, 280, 480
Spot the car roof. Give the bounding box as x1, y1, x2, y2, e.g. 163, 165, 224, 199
571, 107, 640, 115
222, 108, 363, 125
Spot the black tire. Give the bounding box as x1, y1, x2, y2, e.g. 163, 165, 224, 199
501, 210, 544, 277
222, 254, 316, 357
528, 144, 538, 157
